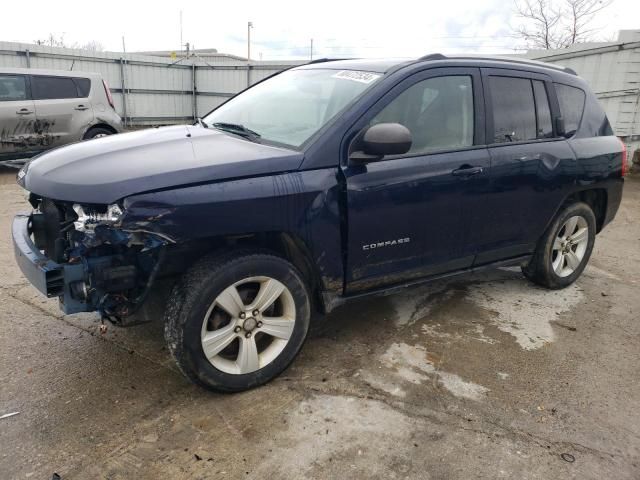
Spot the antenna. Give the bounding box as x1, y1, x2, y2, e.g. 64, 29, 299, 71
168, 41, 217, 69
247, 21, 253, 62
180, 10, 183, 53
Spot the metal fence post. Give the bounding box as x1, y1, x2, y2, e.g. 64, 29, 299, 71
192, 63, 197, 121
0, 46, 298, 125
119, 57, 128, 128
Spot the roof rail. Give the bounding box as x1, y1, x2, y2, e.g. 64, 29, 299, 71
418, 53, 447, 61
416, 54, 578, 76
307, 57, 351, 64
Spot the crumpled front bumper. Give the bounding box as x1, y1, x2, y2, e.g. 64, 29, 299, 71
12, 212, 88, 314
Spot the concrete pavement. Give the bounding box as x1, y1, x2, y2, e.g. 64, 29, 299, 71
1, 167, 639, 479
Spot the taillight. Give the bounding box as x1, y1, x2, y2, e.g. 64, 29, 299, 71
102, 79, 115, 110
620, 138, 628, 177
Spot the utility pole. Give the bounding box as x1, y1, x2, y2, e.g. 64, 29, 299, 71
180, 10, 183, 53
247, 21, 253, 62
310, 38, 313, 61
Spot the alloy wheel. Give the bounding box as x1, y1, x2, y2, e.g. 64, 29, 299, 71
551, 215, 589, 277
200, 276, 296, 374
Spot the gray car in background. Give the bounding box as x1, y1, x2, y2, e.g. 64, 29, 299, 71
0, 67, 122, 162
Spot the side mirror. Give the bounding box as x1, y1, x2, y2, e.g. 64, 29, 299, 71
555, 117, 566, 137
351, 123, 412, 162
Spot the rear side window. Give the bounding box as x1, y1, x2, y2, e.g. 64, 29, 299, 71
73, 77, 91, 97
372, 75, 474, 154
533, 80, 553, 139
490, 76, 537, 143
555, 83, 585, 137
31, 76, 78, 100
0, 75, 27, 101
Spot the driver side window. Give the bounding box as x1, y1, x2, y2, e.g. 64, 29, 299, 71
372, 75, 474, 154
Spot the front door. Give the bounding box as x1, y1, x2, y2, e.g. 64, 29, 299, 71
0, 74, 38, 159
31, 75, 95, 149
343, 68, 489, 293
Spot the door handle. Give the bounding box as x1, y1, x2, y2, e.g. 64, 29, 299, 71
452, 165, 484, 177
75, 105, 89, 111
16, 108, 33, 115
515, 154, 541, 161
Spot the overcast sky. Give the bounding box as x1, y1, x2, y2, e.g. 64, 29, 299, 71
2, 0, 638, 59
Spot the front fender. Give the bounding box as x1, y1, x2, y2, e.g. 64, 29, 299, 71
121, 170, 344, 293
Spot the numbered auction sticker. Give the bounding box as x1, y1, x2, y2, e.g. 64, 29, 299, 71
332, 70, 381, 84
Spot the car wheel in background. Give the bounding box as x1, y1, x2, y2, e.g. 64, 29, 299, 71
83, 127, 114, 140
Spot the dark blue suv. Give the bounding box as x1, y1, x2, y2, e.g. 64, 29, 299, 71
13, 55, 627, 391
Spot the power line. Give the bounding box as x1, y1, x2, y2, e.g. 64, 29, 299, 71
259, 45, 528, 56
250, 35, 519, 47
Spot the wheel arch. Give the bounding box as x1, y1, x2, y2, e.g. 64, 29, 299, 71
562, 188, 608, 233
162, 231, 333, 314
83, 123, 118, 139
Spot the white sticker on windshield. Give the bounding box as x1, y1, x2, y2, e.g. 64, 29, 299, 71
332, 70, 381, 84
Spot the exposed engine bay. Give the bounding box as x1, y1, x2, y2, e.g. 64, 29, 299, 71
28, 194, 171, 323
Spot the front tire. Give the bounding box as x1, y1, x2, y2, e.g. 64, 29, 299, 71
523, 201, 596, 289
165, 251, 311, 392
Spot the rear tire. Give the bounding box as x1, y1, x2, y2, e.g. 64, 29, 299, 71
522, 201, 596, 289
83, 127, 114, 140
165, 250, 311, 392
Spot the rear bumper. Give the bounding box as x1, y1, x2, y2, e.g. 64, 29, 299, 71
602, 178, 624, 230
0, 150, 41, 163
12, 212, 88, 314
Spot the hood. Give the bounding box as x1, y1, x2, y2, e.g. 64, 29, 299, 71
21, 125, 304, 204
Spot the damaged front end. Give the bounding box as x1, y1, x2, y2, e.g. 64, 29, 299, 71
13, 194, 173, 322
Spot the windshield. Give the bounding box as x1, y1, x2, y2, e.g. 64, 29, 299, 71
203, 68, 382, 148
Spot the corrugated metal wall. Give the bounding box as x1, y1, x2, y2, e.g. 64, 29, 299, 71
525, 32, 640, 154
0, 41, 303, 126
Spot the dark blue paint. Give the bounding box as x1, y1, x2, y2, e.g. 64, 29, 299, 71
22, 125, 303, 204
121, 168, 346, 290
15, 56, 626, 315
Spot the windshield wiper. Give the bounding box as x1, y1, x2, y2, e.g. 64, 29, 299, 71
195, 117, 209, 128
211, 122, 261, 141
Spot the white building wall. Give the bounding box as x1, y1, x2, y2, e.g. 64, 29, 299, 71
0, 41, 302, 126
524, 30, 640, 156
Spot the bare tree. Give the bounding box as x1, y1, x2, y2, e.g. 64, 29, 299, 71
34, 34, 105, 52
34, 33, 68, 48
513, 0, 613, 49
79, 40, 105, 52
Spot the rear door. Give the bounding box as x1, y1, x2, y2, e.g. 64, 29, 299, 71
472, 68, 576, 265
31, 75, 95, 148
0, 74, 38, 158
343, 67, 490, 292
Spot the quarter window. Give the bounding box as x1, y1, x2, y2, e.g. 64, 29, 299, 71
555, 83, 585, 137
31, 76, 78, 100
371, 75, 474, 154
0, 75, 27, 101
73, 77, 91, 97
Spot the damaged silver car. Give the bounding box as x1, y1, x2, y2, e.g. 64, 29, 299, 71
0, 67, 122, 162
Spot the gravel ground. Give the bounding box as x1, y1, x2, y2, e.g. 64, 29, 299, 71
1, 167, 639, 479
